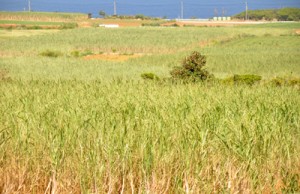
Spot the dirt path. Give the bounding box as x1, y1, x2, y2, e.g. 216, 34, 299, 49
83, 53, 143, 61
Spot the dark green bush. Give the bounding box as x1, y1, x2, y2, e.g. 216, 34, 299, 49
233, 74, 262, 85
59, 23, 78, 29
70, 50, 80, 57
271, 77, 285, 86
70, 50, 95, 57
141, 23, 161, 27
270, 77, 300, 87
80, 50, 93, 56
39, 50, 62, 58
135, 14, 150, 20
288, 77, 300, 86
170, 23, 180, 27
141, 73, 160, 80
170, 51, 212, 81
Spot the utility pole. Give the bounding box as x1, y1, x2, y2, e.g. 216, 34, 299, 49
245, 1, 248, 20
113, 0, 117, 15
28, 0, 31, 12
214, 8, 218, 17
181, 1, 184, 19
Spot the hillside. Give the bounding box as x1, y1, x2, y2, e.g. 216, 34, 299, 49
233, 7, 300, 21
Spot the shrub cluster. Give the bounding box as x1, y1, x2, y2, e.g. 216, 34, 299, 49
141, 73, 160, 80
141, 23, 161, 27
220, 75, 300, 87
170, 51, 212, 81
220, 74, 262, 86
167, 23, 180, 27
233, 74, 262, 85
70, 50, 94, 57
59, 23, 78, 29
143, 51, 299, 88
104, 14, 161, 20
270, 77, 300, 87
39, 50, 62, 58
70, 50, 80, 57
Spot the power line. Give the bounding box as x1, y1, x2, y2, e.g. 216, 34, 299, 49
28, 0, 31, 12
181, 1, 183, 19
245, 1, 248, 20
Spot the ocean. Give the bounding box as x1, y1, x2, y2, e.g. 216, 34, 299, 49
1, 0, 300, 19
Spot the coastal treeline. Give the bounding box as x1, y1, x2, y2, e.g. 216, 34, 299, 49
234, 7, 300, 21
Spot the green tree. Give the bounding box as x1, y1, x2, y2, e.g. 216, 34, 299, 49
170, 51, 212, 81
99, 10, 106, 18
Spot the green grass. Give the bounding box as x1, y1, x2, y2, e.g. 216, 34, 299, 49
238, 22, 300, 29
0, 22, 299, 193
0, 25, 299, 79
205, 35, 300, 78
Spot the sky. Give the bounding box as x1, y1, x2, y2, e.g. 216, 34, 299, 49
1, 0, 300, 18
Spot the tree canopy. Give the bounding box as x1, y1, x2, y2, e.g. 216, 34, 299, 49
233, 7, 300, 21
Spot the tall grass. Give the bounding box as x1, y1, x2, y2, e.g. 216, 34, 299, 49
0, 80, 299, 193
0, 11, 87, 22
0, 20, 65, 26
0, 23, 299, 193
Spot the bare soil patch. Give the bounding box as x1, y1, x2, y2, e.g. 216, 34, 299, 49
83, 53, 142, 61
78, 22, 92, 28
296, 29, 300, 34
0, 24, 17, 28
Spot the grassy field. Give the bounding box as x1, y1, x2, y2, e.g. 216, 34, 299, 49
0, 30, 60, 39
0, 20, 65, 26
0, 11, 87, 22
0, 14, 299, 193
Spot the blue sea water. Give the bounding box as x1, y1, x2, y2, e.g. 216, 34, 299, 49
0, 0, 300, 19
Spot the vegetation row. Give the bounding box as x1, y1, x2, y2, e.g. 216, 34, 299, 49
234, 7, 300, 21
